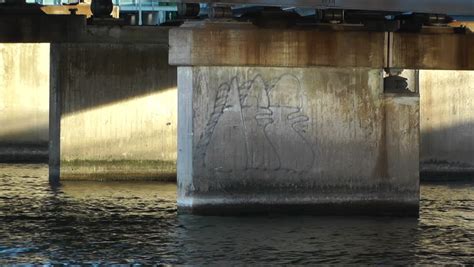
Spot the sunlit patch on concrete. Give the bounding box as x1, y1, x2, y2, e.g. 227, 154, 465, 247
60, 87, 178, 181
0, 43, 49, 143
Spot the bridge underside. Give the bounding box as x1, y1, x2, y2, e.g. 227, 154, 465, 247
162, 0, 474, 16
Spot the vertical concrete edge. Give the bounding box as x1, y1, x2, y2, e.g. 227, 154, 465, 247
49, 43, 61, 184
177, 67, 194, 211
383, 93, 420, 215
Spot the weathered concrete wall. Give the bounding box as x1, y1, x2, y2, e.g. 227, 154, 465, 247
0, 43, 49, 162
178, 66, 420, 215
50, 42, 177, 181
420, 70, 474, 177
2, 15, 178, 179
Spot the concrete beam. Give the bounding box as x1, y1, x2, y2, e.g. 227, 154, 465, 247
0, 14, 169, 44
170, 22, 474, 70
169, 22, 386, 68
0, 14, 85, 43
391, 32, 474, 70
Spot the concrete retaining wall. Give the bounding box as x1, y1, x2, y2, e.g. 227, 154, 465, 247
420, 70, 474, 178
0, 43, 49, 162
178, 66, 420, 215
50, 42, 177, 180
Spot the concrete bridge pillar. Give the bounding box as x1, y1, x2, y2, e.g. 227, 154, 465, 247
170, 21, 420, 216
1, 15, 179, 181
49, 26, 177, 181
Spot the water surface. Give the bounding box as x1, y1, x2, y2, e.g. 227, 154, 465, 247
0, 164, 472, 264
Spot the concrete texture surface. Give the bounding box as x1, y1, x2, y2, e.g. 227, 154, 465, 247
2, 16, 178, 179
169, 22, 385, 68
0, 14, 170, 45
391, 33, 474, 70
169, 21, 474, 70
177, 66, 420, 215
0, 43, 49, 162
420, 70, 474, 179
50, 41, 177, 181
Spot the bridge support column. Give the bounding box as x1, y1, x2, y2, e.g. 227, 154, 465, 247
49, 27, 177, 182
171, 22, 420, 216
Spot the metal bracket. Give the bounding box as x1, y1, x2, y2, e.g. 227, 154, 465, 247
384, 31, 393, 69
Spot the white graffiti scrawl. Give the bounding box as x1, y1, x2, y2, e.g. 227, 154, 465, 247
196, 73, 315, 173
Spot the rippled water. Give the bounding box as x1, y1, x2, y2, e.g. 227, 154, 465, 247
0, 164, 473, 264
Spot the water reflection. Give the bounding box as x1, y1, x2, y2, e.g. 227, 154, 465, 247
175, 215, 419, 265
0, 164, 472, 264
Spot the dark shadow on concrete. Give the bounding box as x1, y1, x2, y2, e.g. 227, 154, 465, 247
0, 143, 48, 163
421, 122, 474, 181
0, 14, 85, 43
421, 171, 474, 181
54, 43, 176, 114
0, 114, 49, 164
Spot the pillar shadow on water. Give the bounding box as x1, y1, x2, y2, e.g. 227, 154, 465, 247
174, 215, 420, 265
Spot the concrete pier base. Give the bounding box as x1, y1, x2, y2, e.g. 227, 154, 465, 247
171, 22, 421, 215
176, 66, 420, 215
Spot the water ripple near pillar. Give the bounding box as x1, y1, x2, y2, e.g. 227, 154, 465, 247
0, 164, 472, 265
